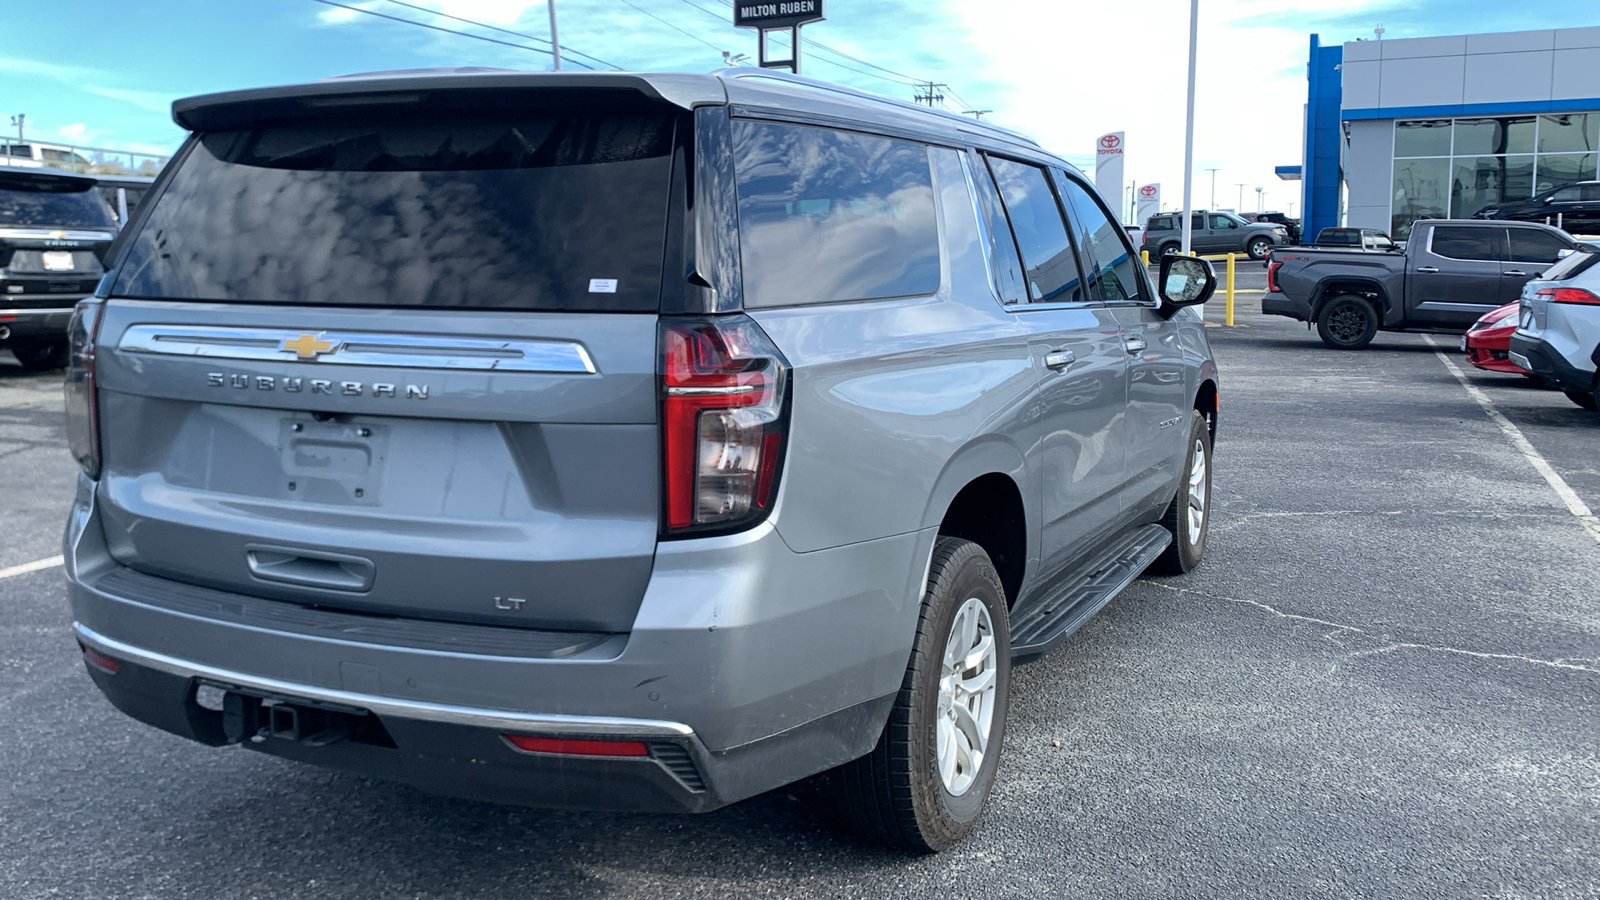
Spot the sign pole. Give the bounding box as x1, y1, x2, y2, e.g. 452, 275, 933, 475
1180, 0, 1198, 256
735, 1, 825, 74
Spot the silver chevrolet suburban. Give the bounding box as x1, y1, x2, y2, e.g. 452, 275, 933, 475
62, 69, 1220, 851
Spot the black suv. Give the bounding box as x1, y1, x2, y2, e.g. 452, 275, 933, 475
1246, 211, 1301, 244
0, 168, 118, 369
1474, 181, 1600, 235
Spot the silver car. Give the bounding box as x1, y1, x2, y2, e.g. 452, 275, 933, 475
62, 68, 1220, 851
1511, 245, 1600, 411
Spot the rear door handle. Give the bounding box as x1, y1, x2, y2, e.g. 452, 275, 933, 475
1044, 350, 1076, 370
1503, 270, 1527, 277
1124, 337, 1148, 354
1416, 266, 1439, 273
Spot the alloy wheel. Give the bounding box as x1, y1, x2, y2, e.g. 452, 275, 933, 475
1186, 437, 1208, 545
936, 597, 998, 797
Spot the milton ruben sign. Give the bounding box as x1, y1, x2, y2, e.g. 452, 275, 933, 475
733, 0, 825, 73
734, 0, 825, 29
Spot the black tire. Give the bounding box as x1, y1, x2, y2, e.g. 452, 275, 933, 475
833, 537, 1011, 852
1159, 242, 1180, 258
9, 340, 68, 371
1564, 389, 1599, 411
1316, 295, 1378, 350
1153, 410, 1213, 575
1246, 237, 1272, 260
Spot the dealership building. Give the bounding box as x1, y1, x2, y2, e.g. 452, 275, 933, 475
1296, 25, 1600, 240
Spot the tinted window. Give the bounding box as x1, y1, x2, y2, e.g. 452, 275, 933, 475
1318, 229, 1357, 245
1058, 175, 1146, 303
1507, 228, 1571, 263
0, 179, 116, 228
1550, 186, 1583, 201
1148, 215, 1173, 230
114, 113, 678, 311
985, 156, 1085, 303
732, 121, 938, 307
1430, 226, 1504, 260
1584, 185, 1600, 202
966, 153, 1028, 305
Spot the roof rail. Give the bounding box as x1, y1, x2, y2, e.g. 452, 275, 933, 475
716, 68, 1040, 149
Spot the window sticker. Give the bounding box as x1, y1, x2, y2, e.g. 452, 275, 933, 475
588, 278, 619, 293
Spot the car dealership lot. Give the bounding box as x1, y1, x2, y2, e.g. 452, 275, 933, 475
2, 306, 1597, 898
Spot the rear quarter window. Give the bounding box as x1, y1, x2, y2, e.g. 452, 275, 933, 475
731, 120, 939, 308
112, 112, 680, 311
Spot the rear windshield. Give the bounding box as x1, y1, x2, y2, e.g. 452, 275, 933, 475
1540, 247, 1599, 281
113, 113, 678, 311
0, 181, 116, 228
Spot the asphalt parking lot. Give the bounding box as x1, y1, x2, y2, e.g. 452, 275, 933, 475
3, 293, 1597, 899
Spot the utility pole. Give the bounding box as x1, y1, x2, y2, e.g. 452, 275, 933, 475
548, 0, 562, 70
913, 82, 947, 108
1179, 0, 1198, 255
1256, 186, 1264, 212
9, 113, 23, 144
1235, 183, 1246, 213
1205, 168, 1220, 209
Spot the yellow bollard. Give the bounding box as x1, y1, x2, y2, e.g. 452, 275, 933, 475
1225, 253, 1236, 326
1141, 249, 1150, 267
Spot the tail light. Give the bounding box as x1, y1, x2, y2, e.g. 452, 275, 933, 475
660, 315, 789, 537
1266, 259, 1283, 293
1538, 286, 1600, 305
63, 300, 103, 479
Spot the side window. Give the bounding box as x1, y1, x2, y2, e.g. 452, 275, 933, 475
1507, 228, 1572, 264
1430, 226, 1505, 261
731, 120, 941, 308
1550, 186, 1582, 201
1058, 174, 1149, 304
1583, 185, 1600, 202
1149, 216, 1170, 231
985, 155, 1087, 304
1191, 213, 1205, 232
1209, 215, 1235, 230
965, 152, 1028, 305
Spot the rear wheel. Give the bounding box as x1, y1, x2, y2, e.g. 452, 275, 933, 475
1316, 295, 1378, 350
1246, 236, 1272, 259
1159, 242, 1180, 258
1153, 410, 1212, 575
9, 340, 68, 371
1564, 389, 1599, 411
833, 537, 1011, 852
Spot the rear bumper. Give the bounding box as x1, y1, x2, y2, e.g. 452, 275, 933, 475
0, 303, 75, 342
1261, 292, 1310, 321
64, 475, 931, 812
1508, 333, 1597, 393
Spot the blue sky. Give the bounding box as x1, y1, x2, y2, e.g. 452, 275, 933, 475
5, 0, 1598, 213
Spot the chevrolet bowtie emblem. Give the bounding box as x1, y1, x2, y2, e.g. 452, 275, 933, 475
282, 333, 336, 359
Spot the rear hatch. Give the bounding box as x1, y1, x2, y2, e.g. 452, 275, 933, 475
0, 169, 117, 302
93, 95, 687, 633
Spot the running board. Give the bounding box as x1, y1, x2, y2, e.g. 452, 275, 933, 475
1010, 525, 1171, 663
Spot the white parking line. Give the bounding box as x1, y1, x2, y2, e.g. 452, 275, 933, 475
0, 555, 63, 580
1426, 335, 1600, 547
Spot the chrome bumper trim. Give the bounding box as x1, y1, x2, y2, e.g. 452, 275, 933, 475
73, 622, 695, 737
0, 306, 78, 317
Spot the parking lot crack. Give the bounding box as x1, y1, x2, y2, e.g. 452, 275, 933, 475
1144, 581, 1599, 675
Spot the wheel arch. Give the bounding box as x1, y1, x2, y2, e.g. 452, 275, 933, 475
921, 438, 1033, 608
1310, 276, 1390, 323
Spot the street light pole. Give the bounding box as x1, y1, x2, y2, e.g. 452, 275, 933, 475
1235, 183, 1246, 213
1256, 186, 1264, 213
1205, 167, 1220, 209
548, 0, 562, 70
1180, 0, 1199, 255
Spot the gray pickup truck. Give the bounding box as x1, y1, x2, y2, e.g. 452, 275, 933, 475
1264, 219, 1575, 349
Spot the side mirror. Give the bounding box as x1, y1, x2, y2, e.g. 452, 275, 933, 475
1557, 248, 1575, 259
1157, 254, 1216, 317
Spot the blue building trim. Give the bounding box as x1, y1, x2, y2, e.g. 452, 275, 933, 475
1342, 97, 1600, 120
1274, 165, 1302, 180
1302, 35, 1343, 243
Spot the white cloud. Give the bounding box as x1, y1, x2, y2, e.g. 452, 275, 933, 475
82, 86, 174, 114
58, 123, 90, 139
942, 0, 1400, 216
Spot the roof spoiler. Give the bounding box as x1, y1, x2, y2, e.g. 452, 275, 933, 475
171, 71, 725, 132
0, 167, 99, 191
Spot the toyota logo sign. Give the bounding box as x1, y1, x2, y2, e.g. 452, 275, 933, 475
1099, 134, 1122, 151
1140, 185, 1158, 198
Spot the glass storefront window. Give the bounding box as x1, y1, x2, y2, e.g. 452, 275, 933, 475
1392, 157, 1449, 239
1535, 153, 1599, 193
1395, 120, 1452, 158
1538, 114, 1599, 154
1454, 117, 1536, 155
1450, 155, 1534, 218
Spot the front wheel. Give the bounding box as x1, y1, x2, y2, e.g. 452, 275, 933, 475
1564, 389, 1599, 411
833, 537, 1011, 852
1153, 410, 1213, 575
1316, 295, 1378, 350
1246, 237, 1272, 260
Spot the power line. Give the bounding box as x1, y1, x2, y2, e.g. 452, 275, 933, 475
374, 0, 620, 69
616, 0, 727, 56
310, 0, 585, 66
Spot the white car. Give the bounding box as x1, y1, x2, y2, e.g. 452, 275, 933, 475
2, 142, 94, 170
1509, 246, 1600, 411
